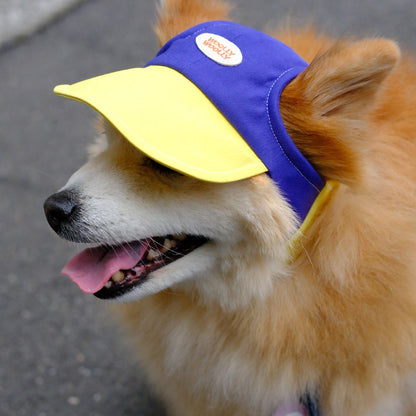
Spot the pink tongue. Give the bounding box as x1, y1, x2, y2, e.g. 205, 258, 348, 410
61, 241, 149, 294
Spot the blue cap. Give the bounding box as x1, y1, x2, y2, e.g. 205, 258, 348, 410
146, 21, 325, 222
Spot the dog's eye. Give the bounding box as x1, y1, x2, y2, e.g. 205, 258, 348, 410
147, 158, 181, 176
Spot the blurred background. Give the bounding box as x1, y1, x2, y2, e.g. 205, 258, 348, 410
1, 0, 415, 415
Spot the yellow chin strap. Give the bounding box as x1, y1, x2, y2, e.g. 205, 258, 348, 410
287, 180, 339, 261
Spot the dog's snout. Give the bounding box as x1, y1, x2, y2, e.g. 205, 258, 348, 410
44, 190, 80, 233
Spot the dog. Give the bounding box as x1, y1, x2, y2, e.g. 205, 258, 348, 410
44, 0, 416, 415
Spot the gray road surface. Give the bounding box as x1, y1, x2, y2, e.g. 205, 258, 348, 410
0, 0, 86, 49
1, 0, 415, 415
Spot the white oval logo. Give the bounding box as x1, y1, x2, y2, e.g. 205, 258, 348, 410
195, 33, 243, 66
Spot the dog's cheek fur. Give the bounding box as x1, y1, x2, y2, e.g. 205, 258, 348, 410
184, 174, 299, 310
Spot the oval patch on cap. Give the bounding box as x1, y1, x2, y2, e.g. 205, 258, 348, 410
195, 33, 243, 66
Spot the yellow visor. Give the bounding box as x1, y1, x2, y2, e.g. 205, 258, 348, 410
54, 65, 267, 182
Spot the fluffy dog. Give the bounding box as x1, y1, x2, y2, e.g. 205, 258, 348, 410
44, 0, 416, 415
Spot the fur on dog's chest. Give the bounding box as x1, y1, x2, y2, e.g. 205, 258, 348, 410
116, 291, 316, 416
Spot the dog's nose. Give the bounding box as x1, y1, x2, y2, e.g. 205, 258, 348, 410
44, 190, 80, 233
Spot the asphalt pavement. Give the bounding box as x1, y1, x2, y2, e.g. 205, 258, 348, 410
0, 0, 86, 49
1, 0, 415, 415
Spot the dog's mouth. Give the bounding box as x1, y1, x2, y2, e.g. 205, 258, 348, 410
61, 234, 207, 299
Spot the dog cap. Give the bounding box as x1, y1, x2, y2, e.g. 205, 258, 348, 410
54, 21, 325, 222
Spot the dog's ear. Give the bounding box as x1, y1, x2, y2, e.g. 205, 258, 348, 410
154, 0, 231, 46
281, 39, 400, 185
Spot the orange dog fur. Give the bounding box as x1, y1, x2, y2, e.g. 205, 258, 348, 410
118, 1, 416, 415
49, 0, 416, 415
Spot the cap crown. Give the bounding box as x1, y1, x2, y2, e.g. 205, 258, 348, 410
147, 21, 325, 221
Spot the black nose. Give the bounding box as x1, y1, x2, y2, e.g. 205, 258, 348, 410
44, 190, 80, 233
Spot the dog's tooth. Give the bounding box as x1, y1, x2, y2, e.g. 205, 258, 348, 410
111, 271, 124, 282
161, 238, 174, 252
105, 281, 113, 289
172, 233, 186, 241
147, 249, 160, 261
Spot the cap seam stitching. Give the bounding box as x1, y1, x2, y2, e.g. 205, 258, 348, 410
266, 68, 320, 193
